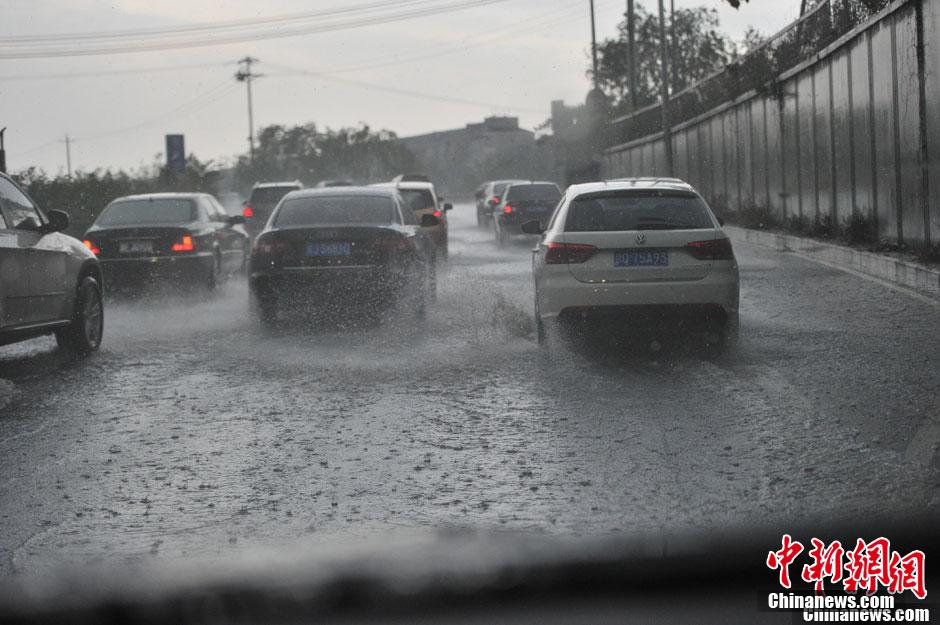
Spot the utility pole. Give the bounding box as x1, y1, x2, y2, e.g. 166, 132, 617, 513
63, 134, 72, 178
590, 0, 599, 90
0, 127, 6, 174
627, 0, 637, 110
670, 0, 678, 94
236, 56, 261, 164
657, 0, 674, 176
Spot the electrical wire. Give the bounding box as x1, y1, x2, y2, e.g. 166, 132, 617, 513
0, 0, 511, 59
266, 61, 546, 115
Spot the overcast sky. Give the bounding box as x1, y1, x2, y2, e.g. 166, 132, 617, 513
1, 0, 800, 175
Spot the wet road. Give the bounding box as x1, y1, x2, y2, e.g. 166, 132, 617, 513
1, 204, 938, 579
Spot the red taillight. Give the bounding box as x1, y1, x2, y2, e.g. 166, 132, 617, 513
544, 242, 597, 264
83, 239, 100, 255
253, 236, 287, 254
171, 234, 195, 252
243, 206, 254, 219
433, 210, 442, 218
490, 195, 500, 205
503, 204, 513, 214
373, 236, 411, 252
686, 238, 734, 260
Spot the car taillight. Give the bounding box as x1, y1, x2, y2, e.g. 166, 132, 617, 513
243, 206, 254, 219
171, 234, 195, 252
686, 238, 734, 260
83, 239, 100, 255
503, 204, 513, 214
544, 242, 597, 264
490, 195, 500, 205
253, 236, 288, 254
433, 210, 442, 218
373, 236, 411, 252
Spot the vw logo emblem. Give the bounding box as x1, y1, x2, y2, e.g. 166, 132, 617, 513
636, 233, 647, 244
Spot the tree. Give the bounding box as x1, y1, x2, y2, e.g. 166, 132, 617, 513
234, 123, 417, 193
592, 3, 735, 113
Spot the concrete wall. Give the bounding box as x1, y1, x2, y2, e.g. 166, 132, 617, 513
603, 0, 938, 246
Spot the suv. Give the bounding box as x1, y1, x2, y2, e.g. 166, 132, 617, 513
243, 181, 303, 239
0, 172, 104, 355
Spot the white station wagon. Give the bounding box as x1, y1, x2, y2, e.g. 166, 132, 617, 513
526, 178, 740, 348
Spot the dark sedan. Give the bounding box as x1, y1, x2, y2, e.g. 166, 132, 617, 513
248, 187, 438, 325
83, 193, 248, 291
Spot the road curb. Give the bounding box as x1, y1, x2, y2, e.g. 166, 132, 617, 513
724, 225, 940, 300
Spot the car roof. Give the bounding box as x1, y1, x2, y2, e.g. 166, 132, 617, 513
505, 181, 560, 188
487, 179, 526, 187
567, 178, 696, 196
252, 181, 302, 189
110, 192, 209, 202
371, 181, 435, 191
284, 186, 398, 199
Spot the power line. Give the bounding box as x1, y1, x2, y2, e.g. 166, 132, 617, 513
12, 80, 237, 165
0, 0, 615, 82
266, 61, 546, 115
0, 0, 511, 59
0, 0, 446, 44
0, 61, 226, 82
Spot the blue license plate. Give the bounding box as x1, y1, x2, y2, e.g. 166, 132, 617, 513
614, 250, 669, 267
306, 242, 351, 257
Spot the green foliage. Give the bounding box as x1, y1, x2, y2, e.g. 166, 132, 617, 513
234, 123, 418, 193
592, 4, 735, 112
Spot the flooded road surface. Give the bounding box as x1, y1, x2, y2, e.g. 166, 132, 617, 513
1, 204, 938, 579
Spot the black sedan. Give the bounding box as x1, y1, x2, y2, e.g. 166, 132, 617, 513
0, 172, 103, 356
83, 193, 249, 291
248, 187, 438, 325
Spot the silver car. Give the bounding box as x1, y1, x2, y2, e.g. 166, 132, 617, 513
0, 172, 103, 355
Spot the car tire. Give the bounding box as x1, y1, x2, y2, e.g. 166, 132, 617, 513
55, 275, 104, 357
476, 210, 484, 228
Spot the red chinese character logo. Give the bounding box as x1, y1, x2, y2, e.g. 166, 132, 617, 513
802, 538, 844, 592
767, 534, 804, 589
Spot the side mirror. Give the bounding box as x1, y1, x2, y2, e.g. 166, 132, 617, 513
420, 214, 440, 227
717, 217, 725, 226
45, 209, 70, 233
443, 203, 453, 212
226, 215, 247, 226
521, 220, 544, 235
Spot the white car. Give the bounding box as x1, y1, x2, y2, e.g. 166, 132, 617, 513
527, 179, 739, 347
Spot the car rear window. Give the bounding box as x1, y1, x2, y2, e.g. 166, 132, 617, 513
249, 187, 299, 206
565, 191, 715, 232
274, 195, 395, 226
97, 199, 196, 225
399, 189, 435, 212
507, 184, 561, 202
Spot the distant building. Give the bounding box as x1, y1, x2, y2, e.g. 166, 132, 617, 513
400, 116, 536, 195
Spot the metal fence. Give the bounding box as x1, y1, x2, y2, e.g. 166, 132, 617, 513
603, 0, 940, 247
